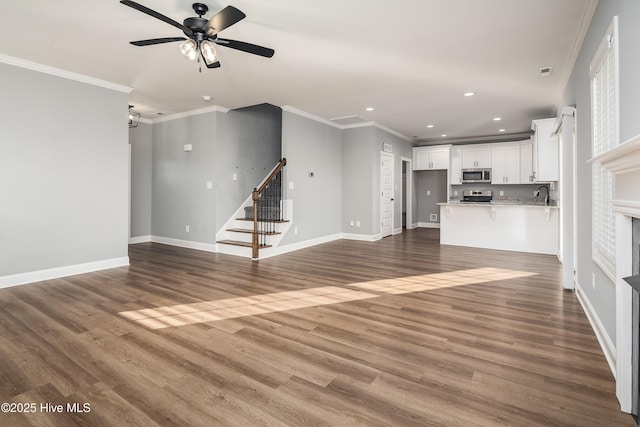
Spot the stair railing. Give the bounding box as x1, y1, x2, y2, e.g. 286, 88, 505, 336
252, 158, 287, 258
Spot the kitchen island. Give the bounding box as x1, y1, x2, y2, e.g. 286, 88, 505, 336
438, 201, 559, 255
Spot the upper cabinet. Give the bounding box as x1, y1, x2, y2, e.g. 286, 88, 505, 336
450, 148, 462, 185
413, 145, 451, 170
531, 118, 559, 182
520, 140, 535, 183
491, 144, 521, 184
461, 146, 492, 169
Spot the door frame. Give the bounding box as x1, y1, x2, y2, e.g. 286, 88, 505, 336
380, 151, 394, 238
401, 157, 413, 230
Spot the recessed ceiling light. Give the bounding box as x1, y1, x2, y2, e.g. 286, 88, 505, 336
365, 107, 374, 111
441, 134, 447, 137
427, 124, 434, 128
202, 95, 212, 101
493, 117, 502, 121
463, 92, 475, 97
498, 129, 506, 132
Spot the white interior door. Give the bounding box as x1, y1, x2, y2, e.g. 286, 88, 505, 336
380, 152, 394, 238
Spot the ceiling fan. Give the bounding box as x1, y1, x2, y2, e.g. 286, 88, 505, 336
120, 1, 275, 71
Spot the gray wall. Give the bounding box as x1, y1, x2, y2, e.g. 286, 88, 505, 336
417, 170, 447, 223
148, 105, 282, 244
152, 112, 218, 243
560, 0, 640, 341
215, 104, 282, 229
341, 126, 414, 236
342, 127, 377, 235
281, 111, 342, 244
129, 122, 152, 238
0, 63, 129, 277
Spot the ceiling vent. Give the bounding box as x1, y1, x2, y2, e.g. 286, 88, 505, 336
330, 115, 368, 126
539, 67, 553, 78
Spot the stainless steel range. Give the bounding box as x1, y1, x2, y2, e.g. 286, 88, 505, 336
461, 190, 493, 203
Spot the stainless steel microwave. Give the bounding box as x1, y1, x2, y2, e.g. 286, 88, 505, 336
462, 168, 491, 183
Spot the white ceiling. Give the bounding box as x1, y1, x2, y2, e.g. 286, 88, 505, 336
0, 0, 596, 143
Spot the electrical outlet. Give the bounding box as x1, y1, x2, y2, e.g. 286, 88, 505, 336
232, 173, 237, 181
427, 190, 431, 196
186, 225, 190, 233
356, 220, 361, 227
430, 213, 438, 222
350, 220, 355, 227
454, 190, 458, 196
206, 181, 213, 189
294, 226, 298, 235
499, 191, 504, 196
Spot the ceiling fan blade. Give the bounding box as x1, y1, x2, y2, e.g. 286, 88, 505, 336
130, 37, 186, 46
204, 6, 246, 36
120, 0, 193, 37
215, 38, 275, 58
206, 60, 221, 69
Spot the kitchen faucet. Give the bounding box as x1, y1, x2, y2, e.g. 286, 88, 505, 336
536, 185, 550, 205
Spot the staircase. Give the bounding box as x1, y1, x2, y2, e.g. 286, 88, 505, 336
216, 158, 289, 259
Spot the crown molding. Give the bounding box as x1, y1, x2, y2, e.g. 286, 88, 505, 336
281, 106, 342, 129
0, 53, 133, 93
150, 105, 230, 123
281, 105, 411, 141
554, 0, 598, 107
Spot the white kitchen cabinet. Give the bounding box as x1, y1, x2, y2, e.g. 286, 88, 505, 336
449, 148, 462, 185
461, 145, 492, 169
413, 145, 451, 170
531, 118, 559, 182
520, 140, 535, 183
491, 144, 520, 184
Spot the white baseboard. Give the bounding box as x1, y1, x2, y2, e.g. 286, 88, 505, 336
575, 281, 616, 378
417, 222, 441, 229
150, 235, 216, 253
0, 257, 130, 289
341, 233, 378, 242
258, 233, 342, 259
129, 235, 151, 244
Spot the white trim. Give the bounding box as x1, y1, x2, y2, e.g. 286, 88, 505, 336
0, 53, 133, 93
613, 200, 640, 217
151, 236, 216, 252
139, 117, 153, 125
575, 280, 617, 378
554, 0, 598, 106
150, 105, 230, 123
417, 222, 441, 229
129, 235, 152, 244
281, 105, 411, 141
341, 233, 379, 242
591, 133, 640, 174
281, 106, 342, 128
343, 121, 411, 142
0, 257, 130, 289
258, 233, 343, 259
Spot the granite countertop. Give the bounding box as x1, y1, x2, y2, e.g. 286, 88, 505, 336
439, 200, 559, 208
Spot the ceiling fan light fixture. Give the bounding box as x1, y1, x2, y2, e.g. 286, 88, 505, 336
200, 40, 217, 63
128, 105, 140, 128
179, 39, 198, 61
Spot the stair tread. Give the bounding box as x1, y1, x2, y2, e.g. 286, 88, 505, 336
236, 218, 289, 223
217, 240, 272, 248
226, 228, 281, 235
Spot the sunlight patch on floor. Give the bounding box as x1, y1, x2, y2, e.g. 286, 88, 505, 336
119, 267, 537, 329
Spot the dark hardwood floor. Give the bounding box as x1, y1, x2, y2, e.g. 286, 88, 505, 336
0, 228, 634, 426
